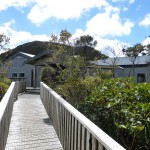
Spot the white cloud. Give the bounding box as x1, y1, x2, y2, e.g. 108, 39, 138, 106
73, 30, 129, 57
73, 4, 132, 57
139, 13, 150, 27
94, 36, 129, 57
27, 0, 108, 25
112, 0, 135, 4
0, 0, 108, 25
85, 6, 134, 37
142, 37, 150, 46
0, 20, 49, 49
123, 7, 128, 11
0, 0, 34, 11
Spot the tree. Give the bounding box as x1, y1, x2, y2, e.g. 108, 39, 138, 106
0, 33, 10, 101
0, 33, 10, 79
44, 30, 82, 86
122, 43, 145, 76
102, 43, 126, 78
75, 35, 97, 47
75, 35, 98, 76
147, 44, 150, 54
49, 29, 73, 61
0, 33, 10, 53
43, 31, 101, 86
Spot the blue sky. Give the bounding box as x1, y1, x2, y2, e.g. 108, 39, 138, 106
0, 0, 150, 56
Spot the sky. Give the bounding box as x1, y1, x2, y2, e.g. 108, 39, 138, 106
0, 0, 150, 56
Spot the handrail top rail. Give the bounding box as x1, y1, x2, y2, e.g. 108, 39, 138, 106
41, 82, 125, 150
0, 82, 15, 122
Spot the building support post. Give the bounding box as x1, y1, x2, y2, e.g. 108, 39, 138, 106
33, 66, 37, 88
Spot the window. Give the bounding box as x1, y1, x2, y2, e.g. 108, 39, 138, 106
12, 73, 17, 78
137, 73, 146, 83
19, 58, 25, 66
19, 73, 25, 78
12, 58, 19, 67
12, 57, 26, 67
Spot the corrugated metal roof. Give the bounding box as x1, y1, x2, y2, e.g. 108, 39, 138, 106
96, 55, 150, 66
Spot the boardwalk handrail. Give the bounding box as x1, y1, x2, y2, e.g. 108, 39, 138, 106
40, 82, 126, 150
0, 81, 26, 150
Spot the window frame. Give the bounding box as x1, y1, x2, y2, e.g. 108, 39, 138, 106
137, 73, 146, 83
19, 73, 25, 78
12, 73, 17, 78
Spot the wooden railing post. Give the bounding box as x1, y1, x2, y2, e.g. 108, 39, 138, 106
40, 82, 126, 150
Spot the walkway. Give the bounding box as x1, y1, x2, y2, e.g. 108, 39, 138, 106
5, 90, 63, 150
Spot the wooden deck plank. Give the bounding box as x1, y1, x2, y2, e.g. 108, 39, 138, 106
5, 92, 63, 150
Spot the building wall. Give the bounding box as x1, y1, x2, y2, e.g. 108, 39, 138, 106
8, 55, 41, 87
117, 66, 150, 83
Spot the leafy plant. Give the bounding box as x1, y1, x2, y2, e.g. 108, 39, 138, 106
76, 78, 149, 150
0, 81, 10, 101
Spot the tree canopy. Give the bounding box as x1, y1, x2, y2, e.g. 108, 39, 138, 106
0, 33, 10, 53
122, 43, 145, 76
75, 35, 97, 47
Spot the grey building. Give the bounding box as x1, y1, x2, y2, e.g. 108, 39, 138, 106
95, 55, 150, 83
8, 52, 41, 87
7, 50, 64, 88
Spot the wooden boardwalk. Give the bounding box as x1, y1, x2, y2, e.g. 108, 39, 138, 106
5, 90, 63, 150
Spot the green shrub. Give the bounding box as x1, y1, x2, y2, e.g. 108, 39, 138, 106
0, 81, 9, 101
77, 78, 150, 150
54, 76, 149, 149
55, 76, 102, 106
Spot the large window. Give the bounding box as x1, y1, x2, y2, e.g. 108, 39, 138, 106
12, 57, 26, 67
137, 73, 146, 83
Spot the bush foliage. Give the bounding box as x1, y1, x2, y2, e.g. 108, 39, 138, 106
56, 77, 150, 150
42, 30, 149, 149
0, 80, 10, 101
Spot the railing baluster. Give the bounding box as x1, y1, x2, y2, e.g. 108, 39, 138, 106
98, 142, 104, 150
66, 109, 69, 149
57, 102, 61, 139
86, 130, 90, 150
81, 125, 85, 150
68, 112, 72, 150
64, 108, 67, 149
74, 118, 78, 150
71, 115, 75, 150
92, 136, 97, 150
60, 104, 64, 145
61, 106, 65, 148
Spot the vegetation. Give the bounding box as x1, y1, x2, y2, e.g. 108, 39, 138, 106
0, 33, 11, 101
0, 33, 10, 52
103, 43, 126, 78
56, 77, 150, 150
0, 80, 10, 101
122, 44, 145, 76
0, 41, 49, 61
42, 30, 106, 87
77, 78, 149, 150
1, 29, 149, 149
41, 30, 150, 149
